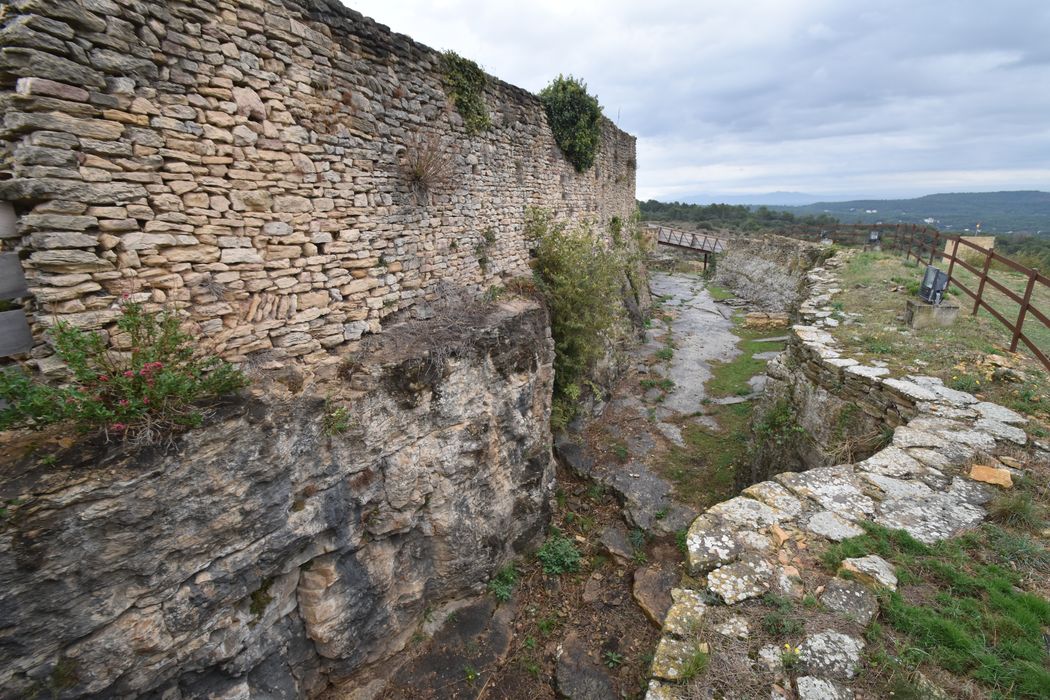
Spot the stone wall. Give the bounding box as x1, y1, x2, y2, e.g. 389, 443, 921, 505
0, 0, 637, 370
0, 298, 555, 698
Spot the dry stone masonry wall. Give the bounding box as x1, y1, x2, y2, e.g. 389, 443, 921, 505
0, 0, 636, 369
645, 250, 1046, 700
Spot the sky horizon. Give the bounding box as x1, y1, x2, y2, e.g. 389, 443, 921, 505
345, 1, 1050, 202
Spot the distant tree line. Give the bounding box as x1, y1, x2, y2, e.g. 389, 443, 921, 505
994, 233, 1050, 271
638, 200, 838, 230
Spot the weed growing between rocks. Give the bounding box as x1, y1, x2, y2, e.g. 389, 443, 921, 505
487, 564, 519, 602
0, 300, 246, 444
536, 529, 582, 575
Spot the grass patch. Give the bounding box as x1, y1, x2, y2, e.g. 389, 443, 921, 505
830, 250, 1050, 432
658, 403, 748, 509
824, 521, 1050, 698
704, 325, 786, 398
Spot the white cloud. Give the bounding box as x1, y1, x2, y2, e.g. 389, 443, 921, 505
345, 0, 1050, 200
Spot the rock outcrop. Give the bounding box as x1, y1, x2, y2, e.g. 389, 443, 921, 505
0, 299, 555, 698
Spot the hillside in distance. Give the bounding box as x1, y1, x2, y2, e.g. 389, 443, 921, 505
770, 191, 1050, 233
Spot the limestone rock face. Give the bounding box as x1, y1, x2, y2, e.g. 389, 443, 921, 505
0, 303, 555, 699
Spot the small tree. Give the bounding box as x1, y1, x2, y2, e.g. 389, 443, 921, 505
539, 75, 603, 172
0, 300, 247, 443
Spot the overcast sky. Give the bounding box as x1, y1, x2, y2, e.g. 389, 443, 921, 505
346, 1, 1050, 202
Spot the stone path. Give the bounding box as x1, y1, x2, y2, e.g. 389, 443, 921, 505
649, 272, 741, 415
644, 251, 1046, 700
556, 271, 775, 534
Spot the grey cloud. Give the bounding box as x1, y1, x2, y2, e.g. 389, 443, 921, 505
346, 0, 1050, 199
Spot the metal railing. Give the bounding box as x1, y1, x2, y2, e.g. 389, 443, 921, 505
773, 224, 1049, 371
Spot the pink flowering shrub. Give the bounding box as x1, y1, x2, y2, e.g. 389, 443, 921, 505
0, 301, 247, 443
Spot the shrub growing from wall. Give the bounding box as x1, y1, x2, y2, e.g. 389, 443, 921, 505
0, 301, 247, 443
441, 51, 491, 134
539, 75, 603, 172
528, 208, 626, 427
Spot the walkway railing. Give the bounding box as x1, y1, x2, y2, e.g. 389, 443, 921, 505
648, 224, 726, 253
772, 224, 1049, 372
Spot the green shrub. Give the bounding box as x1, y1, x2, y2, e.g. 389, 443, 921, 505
0, 300, 247, 442
487, 564, 519, 601
441, 51, 490, 134
536, 530, 582, 575
529, 208, 625, 425
538, 75, 603, 172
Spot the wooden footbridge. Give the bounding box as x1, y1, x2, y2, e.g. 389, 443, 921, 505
648, 224, 726, 271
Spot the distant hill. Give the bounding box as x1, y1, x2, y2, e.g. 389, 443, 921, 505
681, 191, 831, 206
767, 191, 1050, 234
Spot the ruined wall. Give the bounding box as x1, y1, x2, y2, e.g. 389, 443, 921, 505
0, 299, 555, 698
0, 0, 637, 370
713, 234, 826, 312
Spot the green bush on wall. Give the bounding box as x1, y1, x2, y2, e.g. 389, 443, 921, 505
441, 50, 491, 134
539, 75, 603, 172
528, 208, 624, 428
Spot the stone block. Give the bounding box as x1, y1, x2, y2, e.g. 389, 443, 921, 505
905, 299, 959, 329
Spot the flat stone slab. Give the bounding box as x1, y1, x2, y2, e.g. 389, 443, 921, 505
875, 493, 984, 545
820, 578, 879, 625
706, 495, 788, 529
650, 637, 703, 682
687, 516, 742, 574
840, 554, 897, 590
707, 555, 773, 604
975, 418, 1027, 445
796, 676, 855, 700
804, 511, 864, 542
555, 632, 616, 700
799, 631, 864, 680
662, 588, 707, 639
633, 565, 678, 625
974, 401, 1026, 425
742, 481, 804, 518
777, 466, 874, 520
969, 464, 1013, 487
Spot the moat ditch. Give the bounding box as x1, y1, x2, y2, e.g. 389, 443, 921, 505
378, 266, 797, 699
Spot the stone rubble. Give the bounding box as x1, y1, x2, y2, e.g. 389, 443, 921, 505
645, 249, 1043, 699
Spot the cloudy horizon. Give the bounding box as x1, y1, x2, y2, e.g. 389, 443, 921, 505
344, 1, 1050, 203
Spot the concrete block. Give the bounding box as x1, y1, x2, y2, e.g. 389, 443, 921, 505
905, 299, 959, 329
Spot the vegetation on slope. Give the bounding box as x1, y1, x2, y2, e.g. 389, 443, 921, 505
772, 190, 1050, 233
639, 199, 838, 230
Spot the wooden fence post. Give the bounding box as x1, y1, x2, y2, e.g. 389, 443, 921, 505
905, 226, 914, 262
945, 237, 960, 290
1010, 269, 1038, 352
973, 249, 993, 316
929, 229, 939, 265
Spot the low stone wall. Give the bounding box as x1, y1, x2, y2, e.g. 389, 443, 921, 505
0, 299, 554, 698
0, 0, 636, 371
644, 250, 1042, 699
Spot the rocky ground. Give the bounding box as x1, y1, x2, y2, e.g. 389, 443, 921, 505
644, 252, 1050, 700
381, 263, 790, 699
